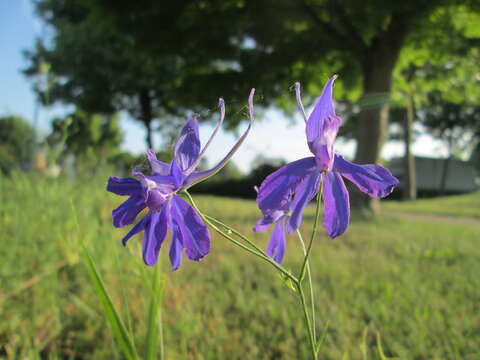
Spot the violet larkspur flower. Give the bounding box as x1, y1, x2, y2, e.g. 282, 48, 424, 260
107, 90, 255, 269
254, 76, 399, 263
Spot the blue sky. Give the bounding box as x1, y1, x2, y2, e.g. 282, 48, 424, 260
0, 1, 446, 173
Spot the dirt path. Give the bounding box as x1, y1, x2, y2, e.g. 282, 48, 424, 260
386, 211, 480, 228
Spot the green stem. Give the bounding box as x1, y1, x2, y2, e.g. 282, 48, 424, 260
183, 191, 298, 284
204, 214, 267, 257
297, 283, 317, 359
298, 182, 323, 282
297, 229, 316, 340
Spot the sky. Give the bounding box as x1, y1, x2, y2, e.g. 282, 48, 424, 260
0, 0, 449, 173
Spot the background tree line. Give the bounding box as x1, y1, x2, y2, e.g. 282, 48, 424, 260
12, 0, 480, 208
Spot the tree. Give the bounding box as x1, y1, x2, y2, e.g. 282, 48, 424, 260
421, 92, 480, 193
0, 116, 36, 174
48, 110, 122, 169
24, 0, 256, 149
391, 6, 480, 198
239, 0, 480, 209
26, 0, 480, 210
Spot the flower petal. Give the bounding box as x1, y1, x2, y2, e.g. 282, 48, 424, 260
174, 116, 201, 172
286, 170, 321, 233
184, 89, 255, 188
295, 82, 308, 122
306, 75, 337, 144
169, 222, 183, 271
256, 157, 317, 216
306, 75, 341, 170
122, 216, 148, 246
169, 159, 184, 188
112, 195, 146, 228
333, 155, 400, 198
170, 196, 210, 262
145, 149, 170, 175
183, 98, 225, 177
266, 217, 287, 264
322, 172, 350, 238
107, 177, 142, 196
253, 210, 286, 233
142, 207, 168, 266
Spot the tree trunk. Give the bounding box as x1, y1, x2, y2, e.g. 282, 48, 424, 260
352, 14, 410, 212
439, 133, 454, 195
139, 88, 154, 149
439, 157, 451, 195
403, 95, 417, 200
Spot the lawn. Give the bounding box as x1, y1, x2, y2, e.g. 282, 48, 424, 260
1, 173, 479, 359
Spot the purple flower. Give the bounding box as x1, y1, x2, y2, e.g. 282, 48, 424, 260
108, 90, 255, 269
254, 76, 399, 262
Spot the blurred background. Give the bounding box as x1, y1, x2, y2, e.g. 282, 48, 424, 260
1, 1, 479, 359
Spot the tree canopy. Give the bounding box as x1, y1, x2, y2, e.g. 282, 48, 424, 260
25, 0, 480, 208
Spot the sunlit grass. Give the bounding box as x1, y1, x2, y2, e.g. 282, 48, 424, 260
383, 191, 480, 218
1, 172, 479, 359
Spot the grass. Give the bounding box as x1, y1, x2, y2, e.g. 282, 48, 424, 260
383, 191, 480, 219
1, 172, 479, 359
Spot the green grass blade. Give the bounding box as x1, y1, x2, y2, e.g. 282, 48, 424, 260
145, 263, 164, 360
82, 245, 138, 360
316, 321, 329, 355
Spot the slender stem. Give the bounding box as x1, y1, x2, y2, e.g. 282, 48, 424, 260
299, 182, 323, 282
204, 214, 266, 256
297, 229, 316, 340
155, 263, 165, 360
182, 191, 298, 283
297, 283, 317, 359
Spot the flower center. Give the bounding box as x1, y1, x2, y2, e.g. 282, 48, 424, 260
146, 188, 170, 212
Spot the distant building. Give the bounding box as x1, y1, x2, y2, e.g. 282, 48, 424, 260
390, 156, 479, 194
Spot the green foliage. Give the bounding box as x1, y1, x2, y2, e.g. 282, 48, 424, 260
82, 245, 138, 360
1, 172, 480, 358
0, 115, 36, 174
24, 0, 257, 148
48, 110, 122, 169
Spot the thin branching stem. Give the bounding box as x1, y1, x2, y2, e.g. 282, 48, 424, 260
297, 229, 316, 340
183, 191, 298, 284
299, 181, 323, 282
297, 283, 317, 359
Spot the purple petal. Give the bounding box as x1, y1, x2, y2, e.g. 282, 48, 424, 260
256, 157, 317, 216
107, 177, 142, 196
112, 195, 146, 228
322, 172, 350, 238
311, 116, 341, 172
169, 159, 184, 188
142, 207, 168, 266
174, 116, 200, 172
183, 98, 225, 177
145, 149, 170, 175
333, 155, 400, 198
170, 196, 210, 262
306, 75, 342, 170
266, 217, 287, 264
184, 89, 255, 188
253, 210, 286, 233
122, 215, 148, 246
294, 82, 308, 122
286, 170, 321, 233
168, 222, 183, 271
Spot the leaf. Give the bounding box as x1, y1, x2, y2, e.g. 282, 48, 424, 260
82, 245, 138, 360
315, 321, 329, 355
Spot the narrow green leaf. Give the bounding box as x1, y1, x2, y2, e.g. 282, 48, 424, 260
145, 263, 164, 360
315, 321, 329, 355
82, 245, 138, 360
